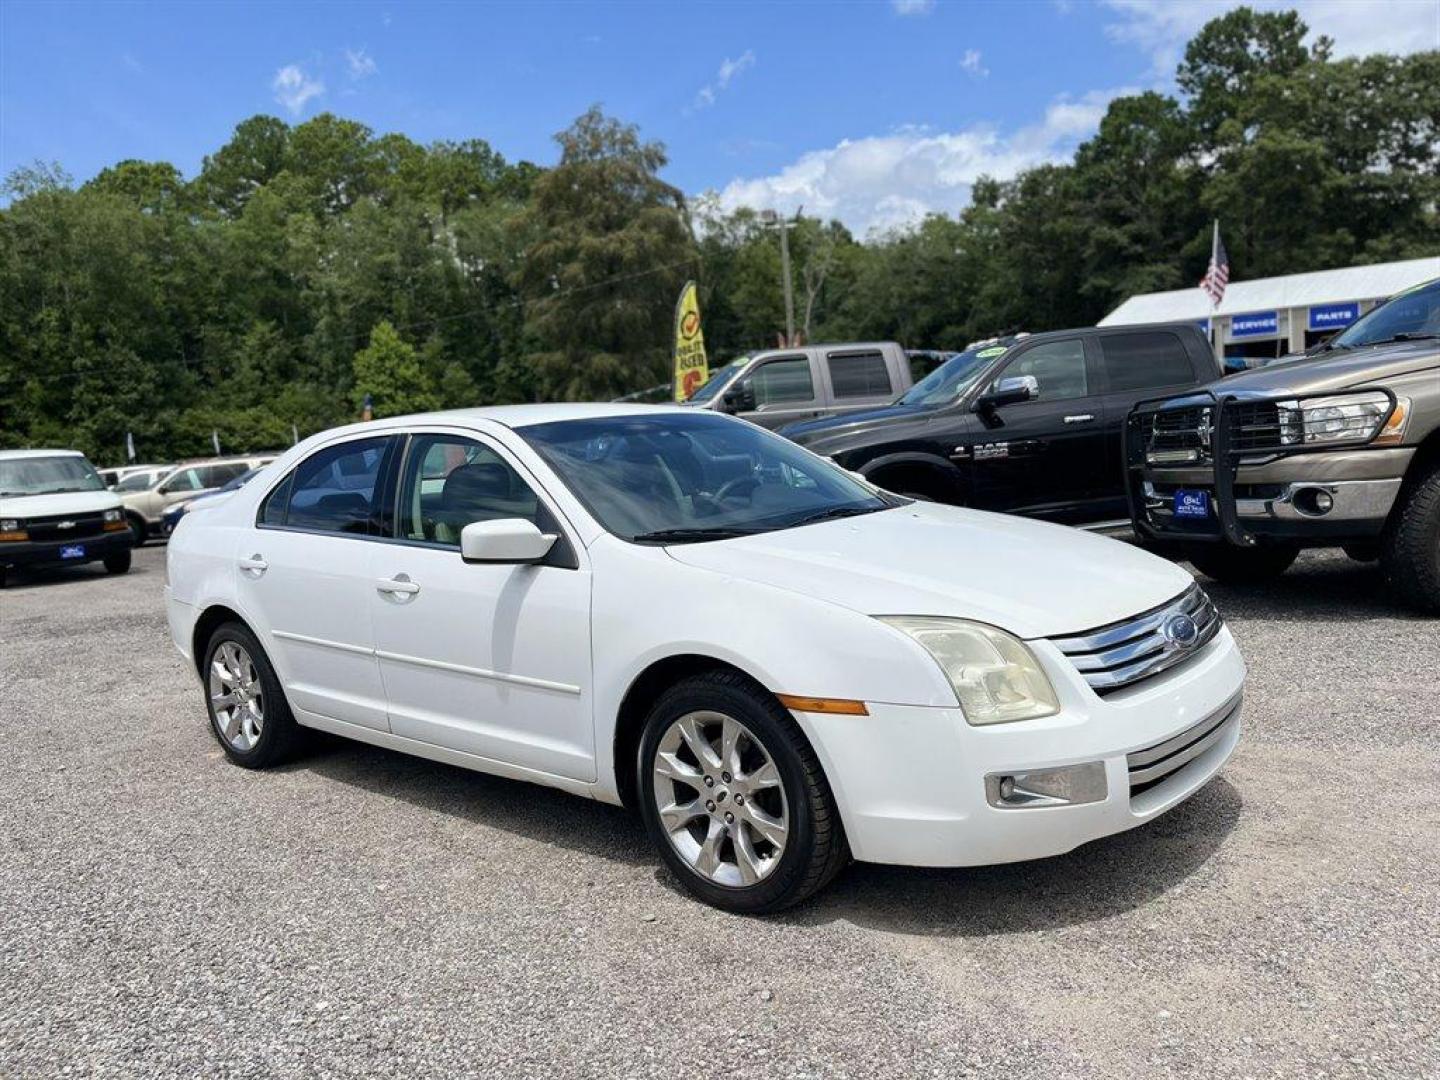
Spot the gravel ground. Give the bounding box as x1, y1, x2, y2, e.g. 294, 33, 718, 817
2, 544, 1437, 1079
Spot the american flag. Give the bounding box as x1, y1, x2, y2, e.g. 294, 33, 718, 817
1200, 221, 1229, 306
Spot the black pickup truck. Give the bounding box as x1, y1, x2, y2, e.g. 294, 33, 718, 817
781, 323, 1220, 526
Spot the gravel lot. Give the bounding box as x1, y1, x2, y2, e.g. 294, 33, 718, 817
2, 544, 1437, 1079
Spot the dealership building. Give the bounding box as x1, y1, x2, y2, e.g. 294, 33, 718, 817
1099, 255, 1439, 364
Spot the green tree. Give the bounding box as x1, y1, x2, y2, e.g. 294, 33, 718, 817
351, 320, 438, 417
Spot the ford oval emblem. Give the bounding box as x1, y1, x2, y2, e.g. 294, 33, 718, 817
1162, 613, 1201, 650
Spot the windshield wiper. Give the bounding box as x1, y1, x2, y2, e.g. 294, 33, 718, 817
1364, 332, 1438, 346
632, 526, 765, 544
784, 504, 886, 529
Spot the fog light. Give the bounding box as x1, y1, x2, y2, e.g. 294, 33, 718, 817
1314, 491, 1333, 513
985, 762, 1108, 809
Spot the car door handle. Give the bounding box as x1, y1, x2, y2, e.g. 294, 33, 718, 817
375, 575, 420, 596
238, 555, 268, 576
1063, 413, 1096, 424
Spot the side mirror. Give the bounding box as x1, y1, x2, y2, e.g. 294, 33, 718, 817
976, 374, 1038, 412
722, 381, 757, 414
460, 518, 557, 565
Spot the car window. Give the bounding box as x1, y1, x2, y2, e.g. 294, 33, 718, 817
1099, 332, 1194, 392
265, 437, 390, 535
198, 463, 244, 488
827, 351, 892, 398
999, 339, 1089, 402
116, 471, 157, 492
749, 357, 814, 406
161, 468, 205, 493
397, 434, 553, 547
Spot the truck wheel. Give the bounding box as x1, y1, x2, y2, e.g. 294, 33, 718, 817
1343, 542, 1380, 563
1187, 544, 1299, 584
126, 513, 148, 547
103, 550, 132, 575
1380, 462, 1440, 613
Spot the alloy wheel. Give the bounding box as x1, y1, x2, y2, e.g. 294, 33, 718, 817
209, 641, 264, 752
651, 710, 789, 887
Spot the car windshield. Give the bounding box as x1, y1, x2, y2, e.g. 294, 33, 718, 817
0, 455, 106, 497
897, 344, 1009, 407
116, 470, 162, 492
685, 359, 748, 404
520, 412, 899, 543
1329, 279, 1440, 349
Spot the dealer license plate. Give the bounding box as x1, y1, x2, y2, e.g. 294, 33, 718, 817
1172, 490, 1210, 519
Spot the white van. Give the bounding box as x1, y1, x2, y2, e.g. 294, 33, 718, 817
0, 450, 133, 587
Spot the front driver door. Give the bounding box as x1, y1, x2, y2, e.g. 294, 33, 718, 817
964, 337, 1110, 522
369, 430, 595, 782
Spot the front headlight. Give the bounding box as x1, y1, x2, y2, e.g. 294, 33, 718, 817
103, 508, 122, 523
1277, 392, 1405, 447
1, 518, 19, 532
877, 616, 1060, 726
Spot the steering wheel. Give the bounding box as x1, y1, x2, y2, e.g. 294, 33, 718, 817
712, 474, 760, 503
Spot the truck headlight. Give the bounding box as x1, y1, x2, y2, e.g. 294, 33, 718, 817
1277, 392, 1405, 447
1, 519, 19, 532
103, 509, 122, 523
877, 616, 1060, 725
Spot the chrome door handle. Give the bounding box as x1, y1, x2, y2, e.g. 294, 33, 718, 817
375, 575, 420, 596
238, 555, 268, 576
1063, 413, 1096, 424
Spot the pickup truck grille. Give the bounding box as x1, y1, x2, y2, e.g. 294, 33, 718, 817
1228, 401, 1283, 452
1049, 584, 1222, 695
23, 511, 108, 542
1145, 406, 1212, 464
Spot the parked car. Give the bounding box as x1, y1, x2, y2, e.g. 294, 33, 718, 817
166, 404, 1246, 913
120, 454, 274, 545
1127, 276, 1440, 610
0, 449, 133, 587
160, 467, 264, 537
684, 342, 935, 429
781, 323, 1221, 526
98, 463, 173, 490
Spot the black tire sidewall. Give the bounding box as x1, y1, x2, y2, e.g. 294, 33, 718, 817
202, 623, 295, 768
636, 677, 820, 914
103, 550, 132, 574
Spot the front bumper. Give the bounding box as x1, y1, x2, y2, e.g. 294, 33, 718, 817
788, 625, 1246, 867
0, 529, 132, 570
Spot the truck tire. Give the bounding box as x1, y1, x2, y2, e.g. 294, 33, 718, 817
126, 513, 148, 547
1187, 544, 1299, 584
103, 550, 132, 575
1380, 461, 1440, 614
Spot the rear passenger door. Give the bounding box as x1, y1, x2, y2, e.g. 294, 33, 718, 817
742, 354, 824, 428
821, 348, 897, 418
1093, 329, 1205, 517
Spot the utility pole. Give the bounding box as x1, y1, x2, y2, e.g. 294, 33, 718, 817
761, 207, 799, 346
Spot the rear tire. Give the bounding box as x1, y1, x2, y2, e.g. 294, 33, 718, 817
201, 622, 303, 768
103, 550, 132, 575
1187, 543, 1299, 584
637, 670, 849, 914
1380, 462, 1440, 614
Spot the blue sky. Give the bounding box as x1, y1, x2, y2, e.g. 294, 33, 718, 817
2, 0, 1434, 233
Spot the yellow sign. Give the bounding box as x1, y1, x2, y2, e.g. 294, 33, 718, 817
673, 280, 708, 402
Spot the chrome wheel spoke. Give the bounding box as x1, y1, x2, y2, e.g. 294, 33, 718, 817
732, 824, 763, 885
739, 801, 787, 849
212, 659, 237, 688
719, 717, 743, 777
744, 759, 780, 792
677, 715, 721, 772
694, 819, 725, 878
654, 750, 704, 792
211, 691, 239, 710
209, 641, 264, 752
658, 798, 705, 833
222, 708, 243, 742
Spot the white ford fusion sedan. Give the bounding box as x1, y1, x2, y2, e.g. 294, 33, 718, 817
166, 404, 1245, 913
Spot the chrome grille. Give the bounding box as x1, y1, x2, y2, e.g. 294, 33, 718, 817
1228, 401, 1282, 452
1050, 584, 1222, 695
1145, 406, 1212, 464
1127, 694, 1241, 799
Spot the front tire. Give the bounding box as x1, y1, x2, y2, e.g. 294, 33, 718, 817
103, 550, 132, 575
1187, 543, 1299, 584
126, 513, 148, 547
1381, 461, 1440, 613
637, 670, 849, 914
202, 622, 303, 768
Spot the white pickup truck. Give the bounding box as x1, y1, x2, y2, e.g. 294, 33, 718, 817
683, 342, 944, 429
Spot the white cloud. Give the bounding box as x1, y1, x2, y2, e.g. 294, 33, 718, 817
716, 88, 1132, 236
345, 47, 377, 79
1101, 0, 1439, 78
892, 0, 936, 14
272, 64, 325, 115
691, 49, 756, 111
959, 48, 989, 77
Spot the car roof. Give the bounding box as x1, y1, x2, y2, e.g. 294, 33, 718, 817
0, 448, 85, 461
323, 402, 692, 437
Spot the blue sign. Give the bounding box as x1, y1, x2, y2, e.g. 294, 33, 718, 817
1231, 311, 1278, 338
1308, 302, 1359, 331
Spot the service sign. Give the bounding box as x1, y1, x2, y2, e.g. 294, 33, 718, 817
1231, 311, 1278, 338
1308, 302, 1359, 331
672, 281, 709, 402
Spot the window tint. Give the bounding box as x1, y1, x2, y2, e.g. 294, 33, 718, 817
398, 435, 550, 547
827, 351, 892, 398
272, 437, 390, 535
1000, 340, 1089, 401
749, 357, 814, 405
260, 473, 293, 526
1099, 332, 1194, 392
161, 467, 206, 493
199, 463, 247, 488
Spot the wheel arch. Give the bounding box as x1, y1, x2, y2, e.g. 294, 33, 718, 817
191, 603, 248, 679
860, 452, 964, 501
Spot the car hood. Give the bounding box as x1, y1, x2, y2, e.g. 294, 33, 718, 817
1213, 338, 1438, 396
0, 490, 122, 519
665, 503, 1193, 640
782, 403, 932, 442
